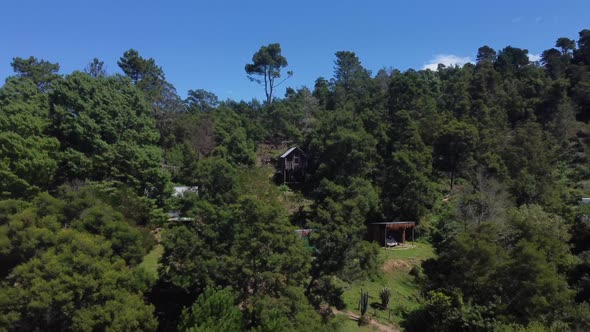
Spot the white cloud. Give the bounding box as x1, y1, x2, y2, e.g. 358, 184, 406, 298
512, 16, 524, 23
529, 53, 541, 62
422, 54, 473, 71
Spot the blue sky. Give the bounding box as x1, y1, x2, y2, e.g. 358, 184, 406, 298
1, 0, 589, 101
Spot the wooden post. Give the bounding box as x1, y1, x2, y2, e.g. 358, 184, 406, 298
402, 228, 406, 243
412, 226, 415, 245
358, 289, 362, 310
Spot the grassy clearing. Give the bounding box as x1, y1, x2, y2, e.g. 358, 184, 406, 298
339, 242, 435, 330
139, 244, 164, 279
337, 316, 376, 332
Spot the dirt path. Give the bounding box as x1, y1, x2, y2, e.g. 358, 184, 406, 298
333, 308, 400, 332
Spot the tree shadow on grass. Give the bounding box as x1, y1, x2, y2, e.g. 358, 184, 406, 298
370, 302, 384, 311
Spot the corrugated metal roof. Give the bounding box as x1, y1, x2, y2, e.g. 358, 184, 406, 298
280, 147, 307, 158
172, 186, 198, 197
280, 147, 298, 158
582, 198, 590, 205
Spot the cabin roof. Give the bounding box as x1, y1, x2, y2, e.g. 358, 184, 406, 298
172, 186, 199, 197
279, 146, 306, 158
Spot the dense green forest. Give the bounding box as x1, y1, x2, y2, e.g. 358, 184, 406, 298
1, 29, 590, 331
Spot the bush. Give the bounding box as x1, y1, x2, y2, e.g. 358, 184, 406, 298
178, 287, 243, 332
340, 240, 382, 282
380, 287, 392, 309
306, 275, 345, 310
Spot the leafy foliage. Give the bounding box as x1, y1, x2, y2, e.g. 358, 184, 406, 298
379, 287, 392, 309
49, 71, 170, 202
179, 287, 244, 332
420, 205, 577, 328
11, 56, 60, 91
0, 188, 158, 331
0, 230, 157, 331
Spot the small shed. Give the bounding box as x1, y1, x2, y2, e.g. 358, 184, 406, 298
278, 147, 308, 184
295, 229, 313, 239
582, 198, 590, 205
367, 222, 416, 247
172, 186, 199, 197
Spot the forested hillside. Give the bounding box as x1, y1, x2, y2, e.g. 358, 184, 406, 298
1, 29, 590, 331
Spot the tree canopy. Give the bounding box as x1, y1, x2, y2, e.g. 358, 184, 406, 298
245, 43, 292, 103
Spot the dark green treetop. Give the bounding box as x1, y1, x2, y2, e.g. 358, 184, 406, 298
245, 43, 292, 104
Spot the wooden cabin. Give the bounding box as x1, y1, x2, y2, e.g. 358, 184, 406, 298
367, 222, 416, 246
278, 147, 308, 184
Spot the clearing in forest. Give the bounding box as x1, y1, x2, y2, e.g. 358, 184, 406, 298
337, 243, 435, 331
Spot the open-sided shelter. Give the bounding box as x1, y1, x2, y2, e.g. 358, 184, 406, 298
367, 222, 416, 246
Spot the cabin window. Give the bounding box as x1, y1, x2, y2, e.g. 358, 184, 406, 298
293, 155, 299, 166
